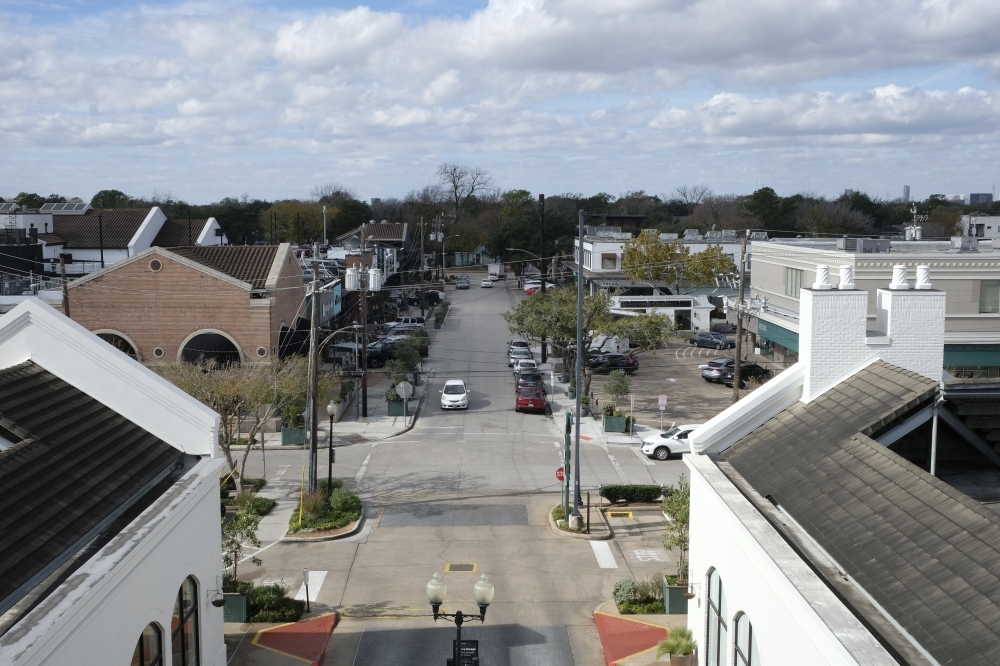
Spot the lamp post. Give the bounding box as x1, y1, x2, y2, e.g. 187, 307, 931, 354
426, 572, 495, 666
326, 399, 336, 490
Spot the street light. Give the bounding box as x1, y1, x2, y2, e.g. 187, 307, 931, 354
426, 572, 495, 666
326, 399, 337, 490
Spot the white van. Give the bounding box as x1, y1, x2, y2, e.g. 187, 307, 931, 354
387, 316, 425, 329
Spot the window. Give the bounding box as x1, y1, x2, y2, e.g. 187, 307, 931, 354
784, 268, 803, 298
172, 577, 200, 666
734, 613, 760, 666
980, 281, 1000, 314
601, 254, 617, 270
132, 623, 163, 666
706, 569, 728, 666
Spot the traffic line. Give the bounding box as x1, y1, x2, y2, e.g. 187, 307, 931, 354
591, 541, 619, 568
353, 443, 378, 489
295, 570, 327, 602
600, 442, 631, 484
630, 447, 655, 466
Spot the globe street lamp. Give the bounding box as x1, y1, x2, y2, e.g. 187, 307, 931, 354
325, 399, 337, 490
426, 572, 495, 666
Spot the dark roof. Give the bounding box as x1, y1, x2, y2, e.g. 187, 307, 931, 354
37, 234, 66, 245
167, 245, 279, 289
152, 218, 207, 247
0, 361, 182, 617
338, 223, 407, 243
724, 361, 1000, 666
51, 208, 151, 249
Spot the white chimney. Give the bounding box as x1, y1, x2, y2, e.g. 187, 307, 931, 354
915, 265, 931, 290
889, 264, 909, 290
875, 272, 945, 380
799, 283, 871, 401
838, 265, 856, 290
812, 265, 832, 290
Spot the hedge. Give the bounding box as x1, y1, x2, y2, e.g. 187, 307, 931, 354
600, 484, 664, 503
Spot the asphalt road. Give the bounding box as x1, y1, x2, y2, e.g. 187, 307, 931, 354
237, 280, 708, 666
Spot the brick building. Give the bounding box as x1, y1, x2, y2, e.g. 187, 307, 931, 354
66, 243, 304, 363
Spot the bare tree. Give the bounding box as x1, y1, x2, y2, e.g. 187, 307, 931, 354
436, 163, 493, 225
674, 184, 713, 206
312, 182, 358, 205
691, 194, 749, 230
616, 190, 661, 215
371, 197, 406, 223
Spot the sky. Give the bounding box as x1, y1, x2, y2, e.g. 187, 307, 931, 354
2, 0, 1000, 204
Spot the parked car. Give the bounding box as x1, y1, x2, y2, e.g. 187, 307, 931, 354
481, 279, 492, 288
516, 372, 546, 392
722, 363, 773, 388
456, 278, 471, 290
700, 357, 735, 383
641, 424, 702, 460
523, 280, 556, 293
440, 379, 469, 410
509, 338, 531, 353
515, 388, 548, 413
387, 316, 425, 329
513, 359, 538, 376
387, 324, 422, 336
588, 353, 639, 374
509, 348, 532, 367
691, 332, 736, 349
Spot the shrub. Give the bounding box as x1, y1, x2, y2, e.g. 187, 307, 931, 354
601, 403, 615, 417
248, 584, 305, 623
601, 484, 664, 503
317, 478, 343, 498
243, 477, 267, 492
551, 504, 565, 521
300, 491, 329, 522
225, 495, 276, 516
613, 578, 641, 605
619, 600, 666, 615
222, 578, 252, 594
330, 487, 363, 514
635, 576, 663, 602
657, 627, 696, 657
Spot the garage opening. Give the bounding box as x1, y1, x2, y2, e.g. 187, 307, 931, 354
97, 332, 138, 360
181, 332, 241, 366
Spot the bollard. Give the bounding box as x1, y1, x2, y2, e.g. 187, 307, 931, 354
586, 492, 590, 533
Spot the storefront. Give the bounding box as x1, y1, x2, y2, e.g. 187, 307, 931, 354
757, 319, 799, 366
943, 344, 1000, 378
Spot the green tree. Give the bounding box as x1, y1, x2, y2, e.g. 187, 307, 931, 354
222, 498, 262, 582
604, 370, 632, 409
621, 230, 688, 288
90, 189, 131, 208
661, 475, 691, 584
929, 206, 963, 236
685, 244, 738, 287
745, 186, 796, 232
14, 192, 46, 209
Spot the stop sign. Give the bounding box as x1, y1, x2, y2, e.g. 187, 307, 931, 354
555, 466, 565, 482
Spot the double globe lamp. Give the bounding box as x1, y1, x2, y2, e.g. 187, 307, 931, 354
425, 572, 495, 665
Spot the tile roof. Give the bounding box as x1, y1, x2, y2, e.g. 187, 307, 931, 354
167, 245, 279, 290
724, 361, 1000, 666
52, 208, 151, 249
0, 361, 182, 617
338, 223, 407, 243
152, 218, 207, 247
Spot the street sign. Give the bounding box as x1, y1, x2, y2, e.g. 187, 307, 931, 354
658, 394, 667, 409
396, 381, 413, 399
555, 466, 565, 482
447, 640, 479, 666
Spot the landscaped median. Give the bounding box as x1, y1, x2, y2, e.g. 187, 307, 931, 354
284, 478, 365, 541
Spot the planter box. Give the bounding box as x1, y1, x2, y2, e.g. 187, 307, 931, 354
433, 322, 442, 329
662, 579, 690, 615
387, 400, 408, 417
223, 592, 248, 623
331, 391, 354, 423
603, 416, 627, 433
281, 427, 305, 445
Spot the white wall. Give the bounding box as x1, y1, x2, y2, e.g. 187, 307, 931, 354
686, 454, 896, 666
0, 460, 226, 666
197, 218, 228, 246
128, 208, 167, 256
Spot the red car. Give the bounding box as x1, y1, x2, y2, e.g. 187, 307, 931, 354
515, 388, 548, 413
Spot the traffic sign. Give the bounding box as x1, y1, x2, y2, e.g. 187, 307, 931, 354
396, 381, 413, 399
555, 466, 565, 482
658, 394, 667, 409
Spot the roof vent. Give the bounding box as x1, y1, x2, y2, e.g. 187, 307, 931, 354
838, 265, 856, 290
915, 265, 932, 290
889, 264, 909, 290
812, 265, 832, 290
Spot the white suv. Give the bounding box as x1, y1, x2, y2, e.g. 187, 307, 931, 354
513, 359, 538, 376
440, 379, 469, 410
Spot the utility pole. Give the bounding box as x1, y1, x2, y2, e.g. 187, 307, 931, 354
323, 206, 328, 246
59, 256, 70, 319
419, 217, 426, 317
539, 194, 547, 364
570, 209, 585, 529
98, 214, 105, 268
361, 226, 369, 418
308, 241, 320, 492
732, 231, 747, 404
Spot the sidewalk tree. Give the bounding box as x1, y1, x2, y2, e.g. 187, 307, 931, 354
156, 357, 336, 486
622, 229, 736, 291
661, 475, 691, 585
604, 370, 632, 409
222, 497, 262, 585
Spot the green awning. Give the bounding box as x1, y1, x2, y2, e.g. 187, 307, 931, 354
758, 319, 799, 353
944, 344, 1000, 367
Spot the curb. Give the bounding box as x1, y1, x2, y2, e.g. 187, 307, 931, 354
281, 502, 368, 542
546, 504, 613, 540
385, 386, 425, 439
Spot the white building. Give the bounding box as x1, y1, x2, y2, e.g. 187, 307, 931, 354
684, 264, 1000, 665
0, 299, 225, 666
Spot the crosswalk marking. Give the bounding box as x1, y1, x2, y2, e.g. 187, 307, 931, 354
591, 541, 618, 568
295, 570, 327, 602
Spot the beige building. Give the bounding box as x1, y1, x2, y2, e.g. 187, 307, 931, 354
748, 238, 1000, 375
66, 243, 304, 363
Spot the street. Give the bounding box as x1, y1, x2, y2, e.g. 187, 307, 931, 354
232, 279, 723, 665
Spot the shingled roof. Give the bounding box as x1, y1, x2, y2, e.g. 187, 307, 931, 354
152, 218, 207, 247
0, 361, 182, 617
52, 208, 152, 249
338, 222, 408, 243
724, 361, 1000, 666
168, 245, 279, 290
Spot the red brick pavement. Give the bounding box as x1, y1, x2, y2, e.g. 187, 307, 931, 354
594, 611, 669, 666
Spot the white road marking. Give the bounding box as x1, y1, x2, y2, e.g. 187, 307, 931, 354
354, 443, 378, 488
667, 378, 677, 382
599, 442, 631, 484
273, 465, 290, 481
295, 570, 327, 602
553, 442, 561, 448
634, 549, 665, 562
239, 538, 281, 563
630, 447, 655, 466
591, 541, 619, 568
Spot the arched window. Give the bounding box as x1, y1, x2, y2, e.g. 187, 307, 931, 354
706, 568, 728, 666
734, 612, 760, 666
131, 623, 163, 666
171, 577, 200, 666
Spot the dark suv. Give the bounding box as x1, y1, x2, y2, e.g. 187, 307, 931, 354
588, 353, 639, 374
722, 363, 773, 388
691, 332, 736, 349
516, 372, 546, 393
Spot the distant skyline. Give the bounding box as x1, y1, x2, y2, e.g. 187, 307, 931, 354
2, 0, 1000, 204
